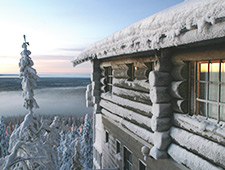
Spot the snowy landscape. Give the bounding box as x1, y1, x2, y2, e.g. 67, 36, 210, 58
0, 37, 93, 170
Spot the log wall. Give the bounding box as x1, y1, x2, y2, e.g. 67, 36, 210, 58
168, 46, 225, 170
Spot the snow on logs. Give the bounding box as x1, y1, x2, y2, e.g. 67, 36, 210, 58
101, 108, 154, 145
149, 52, 172, 160
168, 144, 223, 170
170, 127, 225, 168
92, 59, 101, 114
173, 113, 225, 146
99, 99, 152, 129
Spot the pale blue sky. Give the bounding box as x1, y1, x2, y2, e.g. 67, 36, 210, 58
0, 0, 183, 76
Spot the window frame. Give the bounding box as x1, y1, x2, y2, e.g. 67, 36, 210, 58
139, 159, 147, 170
105, 130, 109, 143
116, 139, 121, 155
191, 60, 225, 123
123, 146, 133, 170
104, 66, 113, 93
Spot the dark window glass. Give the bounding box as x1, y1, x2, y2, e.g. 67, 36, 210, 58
139, 160, 146, 170
124, 147, 132, 170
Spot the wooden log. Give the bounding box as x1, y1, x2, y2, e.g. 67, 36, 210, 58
170, 81, 187, 99
101, 93, 152, 116
100, 99, 152, 129
151, 116, 171, 132
91, 72, 101, 81
168, 144, 221, 170
153, 130, 171, 151
112, 86, 151, 104
152, 103, 172, 118
172, 99, 188, 113
113, 64, 129, 79
102, 109, 154, 145
134, 67, 149, 80
154, 57, 171, 72
170, 127, 225, 167
171, 64, 188, 81
113, 78, 149, 93
173, 113, 225, 146
150, 87, 171, 103
149, 71, 171, 87
92, 89, 101, 96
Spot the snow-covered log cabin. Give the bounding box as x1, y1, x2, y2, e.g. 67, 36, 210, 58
72, 0, 225, 169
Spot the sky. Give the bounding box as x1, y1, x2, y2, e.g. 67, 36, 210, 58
0, 0, 184, 77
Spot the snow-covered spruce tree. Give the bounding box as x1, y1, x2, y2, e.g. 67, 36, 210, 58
81, 114, 93, 169
71, 138, 83, 170
0, 36, 57, 170
0, 116, 9, 158
59, 131, 74, 170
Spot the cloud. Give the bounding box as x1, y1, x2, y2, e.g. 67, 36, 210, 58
57, 47, 85, 52
33, 55, 71, 60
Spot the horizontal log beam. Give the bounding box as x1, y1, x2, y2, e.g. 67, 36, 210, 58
112, 86, 151, 104
102, 108, 154, 145
101, 93, 152, 116
113, 78, 149, 93
168, 144, 221, 170
100, 99, 152, 129
170, 127, 225, 167
173, 113, 225, 146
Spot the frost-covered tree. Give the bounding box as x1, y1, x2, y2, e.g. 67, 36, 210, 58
0, 36, 57, 170
71, 138, 83, 170
81, 114, 93, 169
58, 124, 82, 170
58, 132, 74, 170
0, 116, 9, 158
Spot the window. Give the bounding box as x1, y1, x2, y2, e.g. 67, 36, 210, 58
139, 160, 147, 170
104, 66, 113, 92
123, 146, 133, 170
105, 131, 109, 143
191, 60, 225, 122
116, 140, 121, 154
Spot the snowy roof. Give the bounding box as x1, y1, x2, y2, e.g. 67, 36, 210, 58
72, 0, 225, 66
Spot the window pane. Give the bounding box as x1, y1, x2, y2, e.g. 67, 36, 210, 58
198, 82, 207, 99
221, 84, 225, 102
116, 141, 120, 154
199, 63, 208, 81
124, 147, 132, 170
208, 103, 217, 120
199, 102, 207, 117
221, 61, 225, 82
209, 62, 219, 82
220, 105, 225, 121
139, 161, 146, 170
208, 82, 218, 101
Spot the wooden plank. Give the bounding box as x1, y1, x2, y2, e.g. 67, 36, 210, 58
100, 99, 152, 129
112, 86, 151, 104
101, 93, 152, 117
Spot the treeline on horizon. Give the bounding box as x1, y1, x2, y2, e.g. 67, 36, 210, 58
0, 77, 91, 91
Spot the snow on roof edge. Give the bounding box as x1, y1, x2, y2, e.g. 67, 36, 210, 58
72, 0, 225, 66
